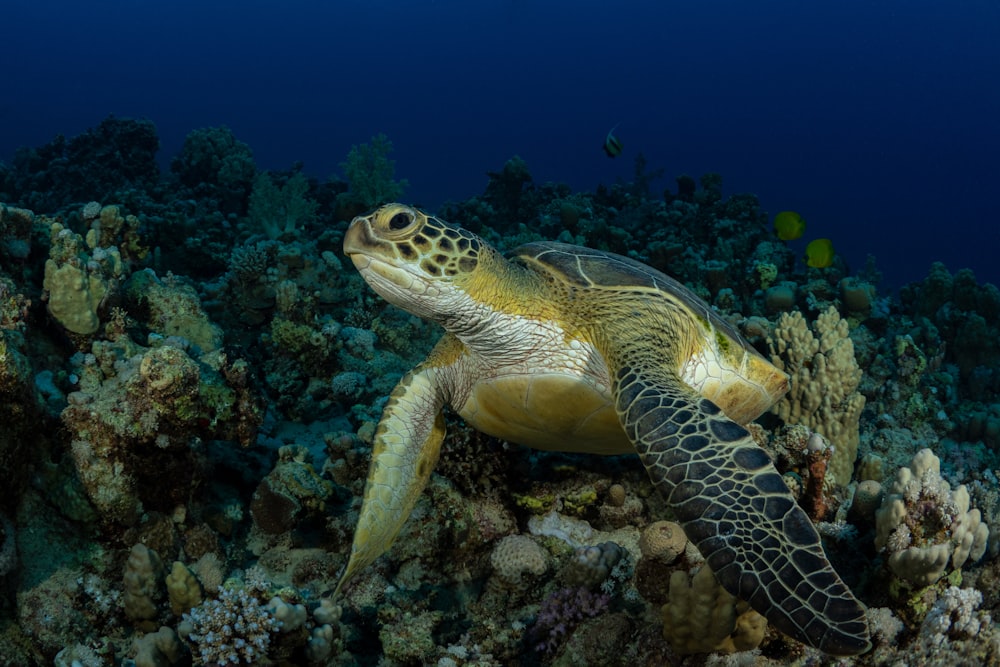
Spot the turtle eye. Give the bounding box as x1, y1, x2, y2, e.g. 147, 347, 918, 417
388, 212, 412, 230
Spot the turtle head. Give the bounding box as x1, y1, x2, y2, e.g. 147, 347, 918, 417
343, 203, 486, 319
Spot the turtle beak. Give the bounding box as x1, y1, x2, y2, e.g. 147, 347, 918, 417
343, 215, 373, 259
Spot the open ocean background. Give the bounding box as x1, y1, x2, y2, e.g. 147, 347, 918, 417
2, 0, 998, 289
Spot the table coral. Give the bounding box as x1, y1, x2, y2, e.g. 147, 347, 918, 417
769, 306, 866, 485
875, 448, 990, 586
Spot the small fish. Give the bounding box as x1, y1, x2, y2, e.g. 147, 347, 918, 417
773, 211, 806, 241
805, 238, 835, 268
603, 124, 623, 158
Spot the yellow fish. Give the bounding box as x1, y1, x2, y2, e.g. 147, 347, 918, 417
805, 238, 835, 268
603, 124, 623, 158
773, 211, 806, 240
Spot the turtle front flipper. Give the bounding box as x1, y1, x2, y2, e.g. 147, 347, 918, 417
334, 343, 454, 596
613, 366, 871, 656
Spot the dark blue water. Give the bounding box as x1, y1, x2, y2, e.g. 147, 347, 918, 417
3, 0, 998, 289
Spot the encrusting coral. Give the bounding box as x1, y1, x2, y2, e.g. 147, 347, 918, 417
769, 306, 866, 485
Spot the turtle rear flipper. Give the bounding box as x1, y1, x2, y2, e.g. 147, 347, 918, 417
613, 365, 871, 656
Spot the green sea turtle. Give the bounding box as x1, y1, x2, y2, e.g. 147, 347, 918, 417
336, 203, 871, 656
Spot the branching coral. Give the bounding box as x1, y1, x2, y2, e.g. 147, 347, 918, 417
661, 564, 767, 655
769, 306, 866, 485
179, 581, 279, 665
875, 448, 990, 586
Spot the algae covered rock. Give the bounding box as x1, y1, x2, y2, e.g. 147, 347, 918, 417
126, 269, 223, 353
63, 339, 262, 526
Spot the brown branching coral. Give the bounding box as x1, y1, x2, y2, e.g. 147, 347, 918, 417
768, 306, 866, 485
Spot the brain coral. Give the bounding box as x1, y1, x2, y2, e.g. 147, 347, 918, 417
490, 534, 548, 588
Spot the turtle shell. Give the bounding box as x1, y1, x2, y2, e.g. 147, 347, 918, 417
512, 241, 788, 424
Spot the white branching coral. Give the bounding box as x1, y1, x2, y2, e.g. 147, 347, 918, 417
179, 580, 279, 665
920, 587, 990, 647
874, 448, 990, 586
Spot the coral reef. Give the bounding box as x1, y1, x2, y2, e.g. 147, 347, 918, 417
0, 118, 998, 666
62, 337, 261, 526
0, 116, 159, 212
